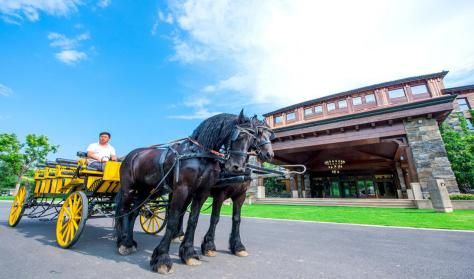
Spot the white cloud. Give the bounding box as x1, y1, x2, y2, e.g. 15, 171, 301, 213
48, 32, 90, 65
165, 0, 474, 113
48, 32, 90, 49
55, 50, 87, 65
151, 10, 174, 36
97, 0, 110, 8
0, 0, 81, 23
0, 83, 13, 96
169, 96, 221, 120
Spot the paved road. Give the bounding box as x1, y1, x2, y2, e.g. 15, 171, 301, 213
0, 202, 473, 279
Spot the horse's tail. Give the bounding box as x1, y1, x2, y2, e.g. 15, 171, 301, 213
114, 188, 124, 240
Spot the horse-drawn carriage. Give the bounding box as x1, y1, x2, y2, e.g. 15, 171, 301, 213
7, 112, 305, 274
7, 152, 167, 248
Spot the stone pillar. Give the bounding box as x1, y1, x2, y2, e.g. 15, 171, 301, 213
410, 182, 423, 200
428, 179, 453, 213
404, 117, 459, 193
297, 174, 303, 198
290, 175, 298, 198
248, 156, 259, 202
395, 164, 407, 199
304, 174, 311, 198
257, 185, 265, 199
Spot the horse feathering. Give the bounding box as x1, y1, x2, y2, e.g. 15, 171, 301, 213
190, 113, 249, 150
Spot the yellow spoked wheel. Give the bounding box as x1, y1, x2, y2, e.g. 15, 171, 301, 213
139, 204, 167, 235
8, 186, 29, 227
56, 191, 88, 249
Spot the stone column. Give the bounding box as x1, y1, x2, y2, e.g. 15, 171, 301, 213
304, 174, 311, 198
248, 156, 259, 202
428, 179, 453, 212
395, 164, 407, 199
404, 117, 459, 194
290, 175, 298, 198
297, 174, 303, 198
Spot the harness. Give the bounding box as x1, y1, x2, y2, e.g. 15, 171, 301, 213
115, 123, 273, 219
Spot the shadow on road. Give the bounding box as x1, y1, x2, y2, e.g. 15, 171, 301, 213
0, 218, 188, 271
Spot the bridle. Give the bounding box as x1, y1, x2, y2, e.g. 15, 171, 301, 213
225, 124, 257, 160
252, 125, 275, 156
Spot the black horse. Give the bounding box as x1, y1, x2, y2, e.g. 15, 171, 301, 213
201, 117, 274, 257
115, 111, 257, 274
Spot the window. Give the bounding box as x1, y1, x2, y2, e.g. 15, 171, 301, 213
314, 105, 323, 113
411, 84, 428, 95
304, 108, 313, 116
274, 115, 283, 124
327, 103, 336, 111
467, 119, 474, 130
365, 94, 376, 103
388, 88, 405, 99
458, 98, 470, 112
352, 97, 362, 106
338, 100, 347, 109
286, 112, 296, 121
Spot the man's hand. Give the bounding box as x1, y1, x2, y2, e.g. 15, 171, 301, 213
87, 151, 101, 161
111, 155, 118, 161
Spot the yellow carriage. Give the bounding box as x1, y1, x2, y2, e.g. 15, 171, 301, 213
8, 152, 168, 248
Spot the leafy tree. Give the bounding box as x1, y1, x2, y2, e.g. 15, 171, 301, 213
0, 133, 59, 192
440, 112, 474, 193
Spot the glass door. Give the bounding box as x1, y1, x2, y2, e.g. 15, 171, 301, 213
330, 181, 340, 197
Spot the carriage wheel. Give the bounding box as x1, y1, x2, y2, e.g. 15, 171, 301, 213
8, 186, 29, 227
139, 204, 167, 235
56, 191, 88, 249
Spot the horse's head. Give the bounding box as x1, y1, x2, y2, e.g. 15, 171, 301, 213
224, 110, 256, 174
251, 116, 275, 162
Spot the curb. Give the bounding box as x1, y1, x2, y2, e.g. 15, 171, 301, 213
219, 215, 474, 233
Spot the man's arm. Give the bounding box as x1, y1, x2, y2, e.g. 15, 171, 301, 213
110, 147, 117, 161
87, 150, 102, 161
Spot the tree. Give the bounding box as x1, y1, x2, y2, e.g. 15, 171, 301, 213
440, 112, 474, 193
0, 133, 59, 192
0, 134, 22, 190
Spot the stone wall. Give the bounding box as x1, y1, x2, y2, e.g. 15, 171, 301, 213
404, 117, 459, 193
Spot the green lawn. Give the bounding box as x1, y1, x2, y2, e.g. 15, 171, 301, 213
0, 196, 14, 200
202, 203, 474, 231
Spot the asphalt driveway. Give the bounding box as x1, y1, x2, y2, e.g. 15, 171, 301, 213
0, 202, 473, 279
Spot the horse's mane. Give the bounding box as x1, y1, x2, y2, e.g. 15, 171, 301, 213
191, 113, 249, 150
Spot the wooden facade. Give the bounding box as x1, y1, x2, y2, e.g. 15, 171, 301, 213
263, 71, 471, 199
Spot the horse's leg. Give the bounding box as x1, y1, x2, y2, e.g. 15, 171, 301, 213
229, 190, 248, 257
179, 194, 208, 266
117, 191, 138, 255
115, 189, 126, 249
123, 203, 140, 251
172, 200, 189, 242
201, 191, 226, 257
150, 186, 189, 274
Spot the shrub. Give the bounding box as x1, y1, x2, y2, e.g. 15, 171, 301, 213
450, 194, 474, 200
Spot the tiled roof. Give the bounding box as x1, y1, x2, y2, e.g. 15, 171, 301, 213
442, 84, 474, 94
263, 71, 449, 117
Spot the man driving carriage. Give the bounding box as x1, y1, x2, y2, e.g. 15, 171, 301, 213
87, 131, 117, 170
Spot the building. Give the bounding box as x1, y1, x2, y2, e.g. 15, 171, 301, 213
262, 71, 473, 200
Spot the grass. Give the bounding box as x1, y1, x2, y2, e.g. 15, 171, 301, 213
202, 203, 474, 231
0, 196, 14, 200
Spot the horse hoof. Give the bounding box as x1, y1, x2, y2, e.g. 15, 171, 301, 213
157, 265, 174, 275
204, 250, 217, 257
185, 258, 202, 266
235, 250, 249, 257
118, 245, 135, 256
172, 236, 184, 243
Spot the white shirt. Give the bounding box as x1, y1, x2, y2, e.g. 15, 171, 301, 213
87, 142, 116, 163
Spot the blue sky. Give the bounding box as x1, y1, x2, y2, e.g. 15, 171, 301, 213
1, 0, 474, 159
